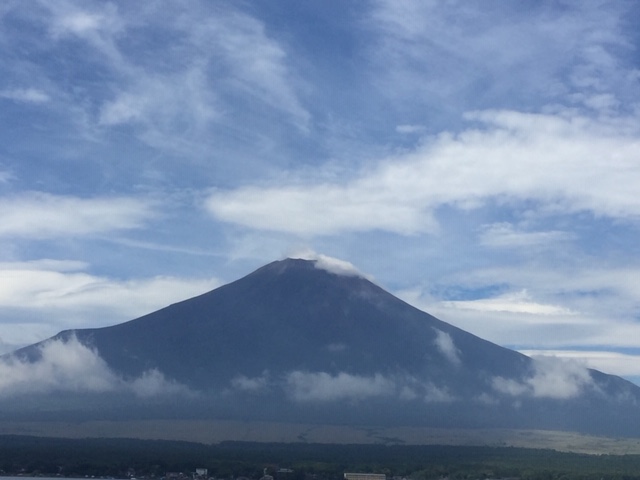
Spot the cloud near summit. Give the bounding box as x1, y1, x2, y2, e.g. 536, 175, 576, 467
288, 250, 368, 278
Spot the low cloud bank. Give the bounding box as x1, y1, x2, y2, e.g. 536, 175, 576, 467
0, 336, 189, 398
229, 370, 456, 404
492, 356, 594, 399
230, 371, 270, 393
286, 371, 393, 402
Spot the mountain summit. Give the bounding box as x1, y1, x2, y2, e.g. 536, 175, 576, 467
3, 258, 640, 436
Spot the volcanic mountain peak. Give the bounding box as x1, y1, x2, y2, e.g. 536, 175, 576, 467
262, 255, 366, 277
2, 256, 640, 437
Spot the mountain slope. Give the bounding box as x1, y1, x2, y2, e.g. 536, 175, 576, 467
4, 258, 640, 436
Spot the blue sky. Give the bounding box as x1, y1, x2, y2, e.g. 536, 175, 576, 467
1, 1, 640, 384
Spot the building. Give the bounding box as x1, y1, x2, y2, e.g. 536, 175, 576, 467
344, 473, 386, 480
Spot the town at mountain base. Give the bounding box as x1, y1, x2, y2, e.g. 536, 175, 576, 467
2, 258, 640, 438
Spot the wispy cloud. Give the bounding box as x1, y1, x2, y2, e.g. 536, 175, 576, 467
479, 223, 574, 249
0, 260, 219, 352
207, 110, 640, 235
185, 7, 309, 129
366, 1, 637, 114
0, 193, 155, 238
0, 88, 50, 104
33, 0, 307, 155
442, 290, 576, 316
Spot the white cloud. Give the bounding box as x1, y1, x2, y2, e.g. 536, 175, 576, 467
98, 67, 218, 137
0, 0, 637, 397
479, 223, 574, 248
0, 335, 118, 395
396, 262, 640, 358
0, 170, 12, 184
0, 88, 50, 104
230, 371, 270, 392
227, 370, 457, 404
0, 267, 212, 313
52, 11, 106, 36
0, 335, 188, 398
519, 350, 640, 381
206, 110, 640, 235
128, 368, 189, 398
491, 376, 529, 397
525, 356, 595, 399
442, 290, 575, 316
207, 183, 436, 236
396, 124, 425, 134
286, 371, 394, 402
492, 356, 595, 400
47, 2, 123, 41
0, 193, 155, 238
187, 8, 309, 128
43, 1, 125, 71
423, 382, 455, 403
0, 259, 88, 272
16, 0, 308, 160
0, 260, 220, 350
288, 249, 367, 278
367, 1, 637, 113
326, 343, 347, 353
433, 329, 461, 366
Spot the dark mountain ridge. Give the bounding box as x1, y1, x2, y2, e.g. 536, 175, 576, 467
4, 258, 640, 437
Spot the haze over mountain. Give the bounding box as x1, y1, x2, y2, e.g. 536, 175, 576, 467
2, 258, 640, 438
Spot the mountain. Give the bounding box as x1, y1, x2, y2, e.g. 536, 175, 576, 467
3, 258, 640, 437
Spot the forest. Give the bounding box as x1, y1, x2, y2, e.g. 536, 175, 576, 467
3, 436, 640, 480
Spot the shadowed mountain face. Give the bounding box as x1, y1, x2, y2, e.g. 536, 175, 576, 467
4, 258, 640, 436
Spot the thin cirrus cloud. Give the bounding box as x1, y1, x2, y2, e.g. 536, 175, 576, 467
367, 1, 636, 111
38, 0, 308, 151
479, 223, 574, 249
441, 290, 576, 316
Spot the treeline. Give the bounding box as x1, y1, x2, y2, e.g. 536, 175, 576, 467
2, 436, 640, 480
